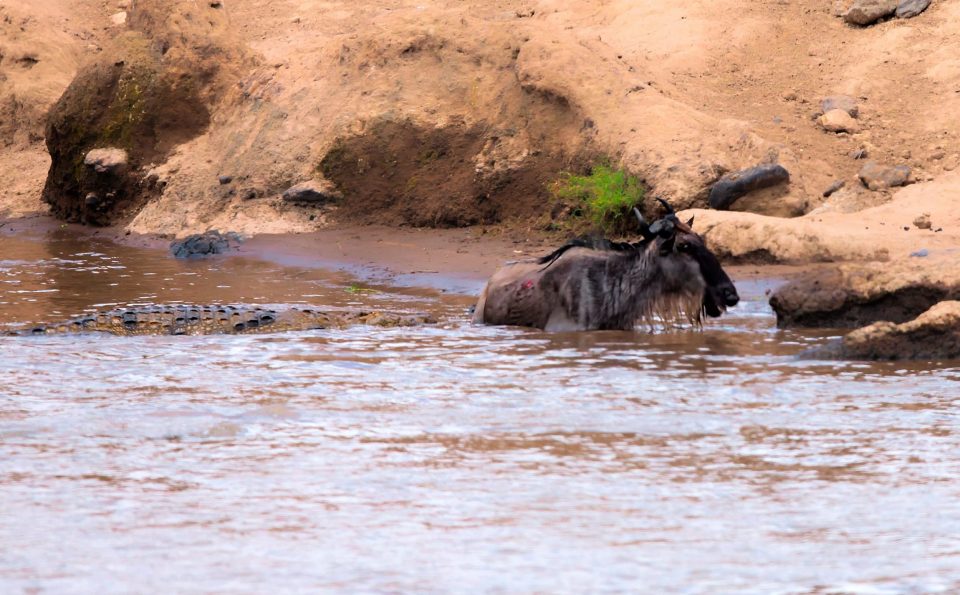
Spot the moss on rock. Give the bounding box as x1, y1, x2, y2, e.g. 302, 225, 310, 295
41, 0, 247, 226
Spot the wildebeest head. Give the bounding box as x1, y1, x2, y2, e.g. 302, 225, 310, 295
642, 200, 739, 318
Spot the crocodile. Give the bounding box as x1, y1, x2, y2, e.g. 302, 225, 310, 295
3, 305, 437, 337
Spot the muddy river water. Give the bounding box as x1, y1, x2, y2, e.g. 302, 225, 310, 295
1, 228, 959, 593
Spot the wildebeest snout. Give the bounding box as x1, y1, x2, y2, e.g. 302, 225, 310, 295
722, 286, 739, 307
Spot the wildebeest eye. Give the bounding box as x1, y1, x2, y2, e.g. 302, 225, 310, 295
677, 242, 693, 253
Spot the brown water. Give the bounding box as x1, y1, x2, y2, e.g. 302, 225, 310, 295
1, 229, 960, 593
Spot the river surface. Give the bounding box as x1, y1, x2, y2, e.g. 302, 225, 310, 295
1, 228, 959, 594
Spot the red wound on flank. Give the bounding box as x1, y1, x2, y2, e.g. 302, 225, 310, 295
522, 279, 535, 290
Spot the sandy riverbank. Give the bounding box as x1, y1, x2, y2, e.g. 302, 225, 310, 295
4, 1, 960, 253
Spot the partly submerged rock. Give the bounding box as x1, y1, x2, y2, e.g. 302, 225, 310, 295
170, 230, 243, 259
831, 301, 960, 360
858, 161, 910, 190
707, 163, 790, 210
844, 0, 898, 25
896, 0, 931, 18
769, 259, 960, 328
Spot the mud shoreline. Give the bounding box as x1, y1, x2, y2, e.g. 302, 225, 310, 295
0, 212, 814, 301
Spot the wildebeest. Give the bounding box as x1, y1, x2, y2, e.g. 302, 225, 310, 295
473, 201, 739, 331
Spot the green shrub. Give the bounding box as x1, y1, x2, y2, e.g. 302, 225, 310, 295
549, 164, 645, 234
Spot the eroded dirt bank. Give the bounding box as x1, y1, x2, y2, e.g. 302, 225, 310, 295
1, 0, 959, 249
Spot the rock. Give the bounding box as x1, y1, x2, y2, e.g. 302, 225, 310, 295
41, 2, 248, 227
169, 230, 243, 259
679, 207, 892, 263
833, 301, 960, 360
844, 0, 898, 25
818, 109, 860, 133
832, 0, 853, 16
857, 141, 877, 159
896, 0, 931, 18
808, 184, 881, 215
821, 95, 859, 117
218, 175, 233, 185
769, 259, 960, 328
707, 164, 790, 210
944, 154, 960, 172
913, 212, 932, 229
281, 179, 341, 204
858, 161, 910, 190
83, 148, 129, 174
110, 11, 127, 26
910, 248, 929, 257
823, 179, 845, 197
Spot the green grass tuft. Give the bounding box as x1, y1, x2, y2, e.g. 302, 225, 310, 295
345, 284, 377, 295
549, 164, 645, 234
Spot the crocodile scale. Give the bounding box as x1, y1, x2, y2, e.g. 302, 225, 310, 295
4, 306, 436, 336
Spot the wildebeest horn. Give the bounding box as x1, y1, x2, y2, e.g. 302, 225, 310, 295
656, 197, 675, 215
633, 207, 655, 240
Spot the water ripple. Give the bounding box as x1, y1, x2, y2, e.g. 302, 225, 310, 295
0, 232, 959, 592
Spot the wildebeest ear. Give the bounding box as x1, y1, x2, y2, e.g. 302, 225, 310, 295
687, 216, 695, 228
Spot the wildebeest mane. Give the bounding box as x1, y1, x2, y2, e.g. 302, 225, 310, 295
537, 204, 681, 271
536, 237, 648, 271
